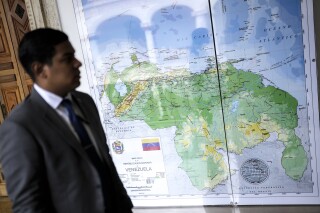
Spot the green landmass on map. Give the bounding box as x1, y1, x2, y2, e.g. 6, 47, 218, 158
104, 54, 307, 190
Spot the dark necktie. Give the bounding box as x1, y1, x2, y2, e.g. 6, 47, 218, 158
61, 99, 101, 166
61, 99, 115, 212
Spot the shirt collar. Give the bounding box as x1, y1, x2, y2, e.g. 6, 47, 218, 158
33, 84, 87, 122
34, 84, 66, 109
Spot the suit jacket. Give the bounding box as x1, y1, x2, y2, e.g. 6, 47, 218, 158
0, 88, 133, 213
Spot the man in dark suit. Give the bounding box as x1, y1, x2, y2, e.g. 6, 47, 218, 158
0, 28, 133, 213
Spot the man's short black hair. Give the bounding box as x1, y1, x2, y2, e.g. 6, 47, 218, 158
18, 28, 69, 81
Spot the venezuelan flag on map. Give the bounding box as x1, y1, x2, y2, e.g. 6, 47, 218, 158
142, 138, 161, 151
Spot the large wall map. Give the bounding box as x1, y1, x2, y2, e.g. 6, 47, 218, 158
73, 0, 320, 206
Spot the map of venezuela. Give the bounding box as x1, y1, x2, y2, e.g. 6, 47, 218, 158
74, 0, 320, 205
105, 56, 307, 190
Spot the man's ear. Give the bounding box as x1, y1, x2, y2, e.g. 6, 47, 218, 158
31, 62, 47, 80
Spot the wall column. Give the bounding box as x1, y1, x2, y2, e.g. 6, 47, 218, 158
25, 0, 61, 30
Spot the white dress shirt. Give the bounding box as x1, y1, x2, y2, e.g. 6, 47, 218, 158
34, 84, 102, 158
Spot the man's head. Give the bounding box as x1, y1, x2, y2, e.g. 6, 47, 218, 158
19, 28, 82, 97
